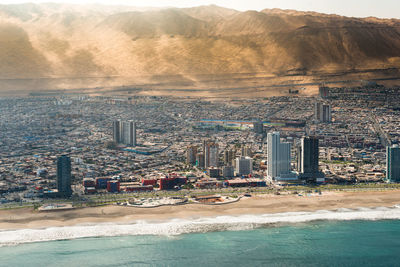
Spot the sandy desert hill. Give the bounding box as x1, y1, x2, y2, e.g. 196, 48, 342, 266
0, 3, 399, 96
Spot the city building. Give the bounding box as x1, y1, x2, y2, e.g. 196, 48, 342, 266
107, 180, 120, 193
235, 156, 253, 176
386, 145, 400, 182
315, 102, 332, 122
319, 86, 330, 98
195, 178, 223, 189
208, 167, 220, 178
224, 149, 234, 166
82, 178, 95, 187
297, 136, 324, 182
159, 174, 187, 190
222, 165, 234, 178
267, 132, 292, 179
113, 120, 137, 146
241, 145, 252, 158
186, 145, 198, 165
112, 120, 120, 143
205, 142, 219, 168
96, 177, 112, 189
57, 155, 72, 197
120, 121, 136, 146
253, 121, 264, 134
202, 139, 209, 162
196, 153, 205, 168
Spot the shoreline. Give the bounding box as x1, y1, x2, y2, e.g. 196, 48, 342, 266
1, 190, 400, 231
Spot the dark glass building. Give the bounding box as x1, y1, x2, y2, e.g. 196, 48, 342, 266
386, 145, 400, 182
113, 120, 121, 144
253, 121, 264, 134
298, 136, 322, 181
57, 155, 72, 197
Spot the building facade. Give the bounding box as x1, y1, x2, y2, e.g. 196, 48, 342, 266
205, 142, 219, 168
297, 136, 322, 181
57, 155, 72, 197
196, 153, 205, 168
253, 121, 264, 134
387, 145, 400, 182
235, 156, 253, 176
267, 132, 291, 179
241, 146, 253, 158
315, 102, 332, 123
186, 145, 198, 165
112, 120, 121, 143
222, 165, 235, 178
113, 120, 137, 146
120, 121, 136, 146
224, 149, 234, 166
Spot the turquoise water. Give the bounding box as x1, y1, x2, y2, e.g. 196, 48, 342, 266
1, 220, 400, 267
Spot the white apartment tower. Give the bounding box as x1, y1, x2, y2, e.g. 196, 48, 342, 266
120, 121, 136, 146
267, 132, 291, 179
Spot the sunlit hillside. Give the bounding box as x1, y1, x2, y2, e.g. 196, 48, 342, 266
0, 3, 399, 95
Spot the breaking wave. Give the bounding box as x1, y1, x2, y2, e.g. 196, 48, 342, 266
1, 205, 400, 247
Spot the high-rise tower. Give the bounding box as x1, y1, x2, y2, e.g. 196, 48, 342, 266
297, 136, 321, 181
387, 145, 400, 182
267, 132, 291, 179
235, 156, 253, 176
57, 155, 72, 197
253, 121, 264, 134
205, 142, 219, 168
186, 145, 198, 165
115, 120, 136, 146
314, 103, 332, 123
113, 120, 121, 143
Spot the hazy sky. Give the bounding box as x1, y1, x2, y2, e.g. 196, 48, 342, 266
2, 0, 400, 19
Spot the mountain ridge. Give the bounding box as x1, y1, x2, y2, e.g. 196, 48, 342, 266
0, 3, 399, 95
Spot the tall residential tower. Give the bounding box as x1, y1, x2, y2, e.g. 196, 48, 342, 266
386, 145, 400, 182
267, 132, 291, 179
205, 141, 219, 168
120, 121, 136, 146
314, 102, 332, 123
297, 136, 323, 182
235, 156, 253, 176
57, 155, 72, 197
186, 145, 198, 165
112, 120, 121, 143
253, 121, 264, 135
113, 120, 137, 146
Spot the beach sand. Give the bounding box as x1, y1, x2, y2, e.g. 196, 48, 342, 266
1, 190, 400, 230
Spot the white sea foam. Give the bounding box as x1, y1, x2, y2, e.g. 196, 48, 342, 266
1, 206, 400, 247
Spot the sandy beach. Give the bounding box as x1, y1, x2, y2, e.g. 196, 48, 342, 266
1, 190, 400, 231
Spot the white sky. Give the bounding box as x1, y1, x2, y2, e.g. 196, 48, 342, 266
1, 0, 400, 19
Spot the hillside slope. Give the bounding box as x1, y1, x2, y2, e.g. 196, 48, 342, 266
0, 3, 399, 95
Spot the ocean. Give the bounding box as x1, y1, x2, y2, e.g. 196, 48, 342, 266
1, 207, 400, 266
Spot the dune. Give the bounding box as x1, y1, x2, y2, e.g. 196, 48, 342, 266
0, 3, 399, 96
